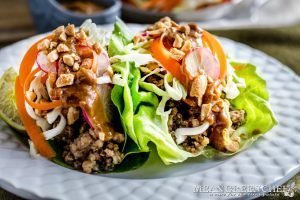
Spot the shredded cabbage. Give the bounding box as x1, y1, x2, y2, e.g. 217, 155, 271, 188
223, 63, 246, 99
164, 73, 187, 101
80, 19, 107, 46
111, 53, 156, 67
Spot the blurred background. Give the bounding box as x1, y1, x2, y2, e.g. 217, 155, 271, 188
1, 0, 300, 46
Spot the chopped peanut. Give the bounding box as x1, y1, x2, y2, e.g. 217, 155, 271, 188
56, 74, 75, 87
57, 43, 70, 53
173, 34, 183, 49
49, 41, 58, 49
63, 54, 75, 67
47, 49, 59, 63
37, 39, 50, 51
54, 26, 65, 36
93, 42, 102, 54
65, 24, 75, 36
67, 107, 80, 125
170, 48, 185, 61
76, 29, 87, 40
181, 40, 192, 53
73, 62, 80, 71
58, 32, 67, 42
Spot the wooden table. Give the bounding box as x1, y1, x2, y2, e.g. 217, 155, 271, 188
0, 0, 35, 48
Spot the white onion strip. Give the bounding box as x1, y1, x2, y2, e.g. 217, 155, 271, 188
175, 121, 210, 144
28, 140, 40, 158
96, 72, 112, 84
43, 114, 66, 140
46, 107, 62, 124
25, 102, 38, 120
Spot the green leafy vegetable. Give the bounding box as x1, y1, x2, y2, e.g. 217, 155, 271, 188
230, 62, 278, 148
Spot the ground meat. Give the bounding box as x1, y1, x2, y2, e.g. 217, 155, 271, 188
181, 134, 209, 153
230, 110, 245, 129
167, 99, 210, 153
145, 74, 165, 90
63, 128, 124, 173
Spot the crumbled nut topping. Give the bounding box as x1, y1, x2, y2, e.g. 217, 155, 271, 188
47, 49, 59, 62
56, 74, 75, 88
63, 54, 75, 67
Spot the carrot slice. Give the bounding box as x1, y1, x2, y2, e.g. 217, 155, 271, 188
15, 77, 56, 158
151, 37, 186, 84
19, 35, 54, 86
24, 68, 62, 110
202, 30, 227, 79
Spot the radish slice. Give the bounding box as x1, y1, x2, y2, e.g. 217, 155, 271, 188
97, 52, 110, 76
183, 47, 220, 80
36, 51, 57, 73
82, 108, 94, 129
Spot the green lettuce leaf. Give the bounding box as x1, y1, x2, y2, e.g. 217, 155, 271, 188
230, 62, 278, 148
111, 62, 192, 164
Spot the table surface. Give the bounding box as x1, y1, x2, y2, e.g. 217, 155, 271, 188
0, 0, 299, 200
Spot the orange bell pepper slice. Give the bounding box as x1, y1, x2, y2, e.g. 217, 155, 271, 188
202, 30, 227, 79
19, 35, 54, 87
151, 37, 186, 84
24, 68, 62, 110
15, 77, 56, 158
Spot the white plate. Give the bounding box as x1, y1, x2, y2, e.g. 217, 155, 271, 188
0, 25, 299, 200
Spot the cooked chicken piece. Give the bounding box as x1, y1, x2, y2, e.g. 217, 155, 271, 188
190, 75, 207, 106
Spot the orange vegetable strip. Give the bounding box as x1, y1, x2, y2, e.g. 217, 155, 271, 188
19, 35, 53, 87
202, 30, 227, 79
151, 37, 186, 84
24, 68, 62, 110
15, 77, 56, 158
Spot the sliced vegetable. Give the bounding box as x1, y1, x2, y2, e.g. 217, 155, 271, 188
15, 77, 56, 158
82, 108, 94, 129
96, 52, 110, 76
24, 68, 62, 110
183, 47, 220, 80
175, 121, 210, 144
150, 37, 186, 84
230, 63, 277, 147
43, 114, 66, 140
19, 35, 53, 86
202, 30, 227, 79
36, 51, 57, 73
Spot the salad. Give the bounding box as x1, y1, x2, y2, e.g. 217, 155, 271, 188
123, 0, 231, 12
0, 18, 277, 174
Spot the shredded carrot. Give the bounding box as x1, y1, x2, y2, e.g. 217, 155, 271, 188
24, 68, 62, 110
151, 37, 186, 84
202, 30, 227, 79
19, 35, 54, 87
15, 77, 56, 158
